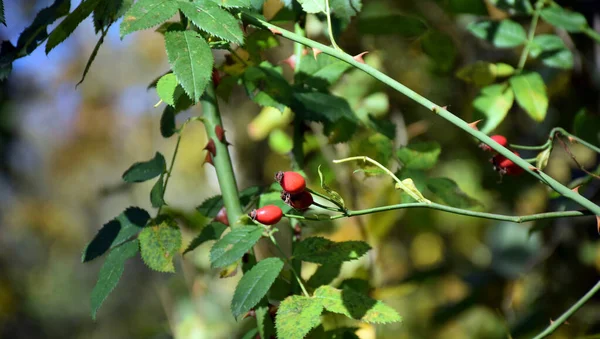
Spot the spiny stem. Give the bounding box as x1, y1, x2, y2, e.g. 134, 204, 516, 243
333, 156, 431, 204
241, 13, 600, 216
517, 0, 543, 71
200, 83, 244, 226
268, 233, 310, 297
532, 280, 600, 339
284, 202, 590, 223
324, 0, 341, 51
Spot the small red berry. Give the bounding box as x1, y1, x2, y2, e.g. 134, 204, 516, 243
213, 207, 229, 226
249, 205, 283, 225
282, 191, 313, 211
275, 171, 306, 194
480, 135, 508, 152
491, 151, 524, 176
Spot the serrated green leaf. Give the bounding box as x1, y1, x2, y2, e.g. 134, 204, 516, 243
295, 53, 352, 90
156, 73, 183, 106
150, 174, 165, 208
0, 0, 5, 26
138, 216, 182, 272
15, 0, 71, 57
196, 186, 262, 217
76, 25, 109, 87
314, 286, 402, 324
231, 257, 284, 318
120, 0, 178, 37
317, 165, 345, 209
165, 30, 214, 103
529, 35, 573, 70
396, 141, 441, 170
297, 0, 325, 13
276, 295, 324, 339
183, 221, 228, 254
243, 62, 292, 111
467, 19, 526, 48
90, 239, 139, 320
160, 105, 177, 138
209, 0, 251, 8
93, 0, 133, 32
210, 226, 264, 268
473, 83, 514, 133
427, 177, 482, 209
509, 72, 548, 122
82, 207, 150, 262
573, 109, 600, 147
330, 0, 362, 24
122, 152, 166, 183
293, 237, 371, 264
256, 303, 275, 339
178, 0, 244, 44
46, 0, 103, 54
293, 91, 358, 125
540, 4, 588, 33
307, 262, 342, 288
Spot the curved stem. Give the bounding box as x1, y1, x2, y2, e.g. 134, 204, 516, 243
333, 156, 431, 204
156, 130, 183, 216
268, 233, 310, 297
241, 13, 600, 216
324, 0, 341, 51
517, 0, 543, 72
200, 84, 244, 226
510, 141, 551, 150
285, 202, 590, 223
532, 280, 600, 339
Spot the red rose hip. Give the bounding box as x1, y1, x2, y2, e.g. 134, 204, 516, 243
276, 171, 306, 194
480, 135, 508, 152
281, 191, 313, 211
250, 205, 283, 225
491, 151, 524, 176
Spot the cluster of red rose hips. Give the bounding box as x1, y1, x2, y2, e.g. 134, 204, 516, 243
248, 171, 314, 225
480, 135, 523, 177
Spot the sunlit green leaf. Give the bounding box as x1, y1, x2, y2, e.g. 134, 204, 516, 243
314, 285, 402, 324
165, 30, 214, 103
427, 177, 482, 209
209, 0, 251, 8
529, 35, 573, 70
540, 4, 588, 33
196, 186, 262, 217
156, 73, 184, 106
473, 83, 514, 133
276, 296, 323, 339
509, 72, 548, 122
178, 0, 244, 44
467, 19, 526, 48
138, 216, 182, 272
120, 0, 178, 37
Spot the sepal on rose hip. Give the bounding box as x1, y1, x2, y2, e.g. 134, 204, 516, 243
281, 191, 313, 211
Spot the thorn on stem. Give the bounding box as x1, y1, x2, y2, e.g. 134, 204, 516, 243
468, 119, 482, 130
312, 48, 322, 59
281, 54, 297, 70
204, 139, 217, 157
353, 51, 368, 63
269, 27, 282, 35
203, 153, 214, 167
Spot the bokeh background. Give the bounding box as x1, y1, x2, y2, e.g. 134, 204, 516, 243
2, 0, 600, 338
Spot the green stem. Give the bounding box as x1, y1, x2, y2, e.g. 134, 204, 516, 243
333, 156, 431, 204
285, 202, 589, 223
268, 233, 310, 297
156, 131, 183, 216
554, 127, 600, 154
200, 83, 243, 226
532, 280, 600, 339
241, 13, 600, 216
510, 141, 552, 150
583, 26, 600, 44
517, 0, 543, 71
311, 201, 341, 212
324, 0, 341, 51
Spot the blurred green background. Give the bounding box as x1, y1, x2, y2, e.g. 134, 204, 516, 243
1, 0, 600, 338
